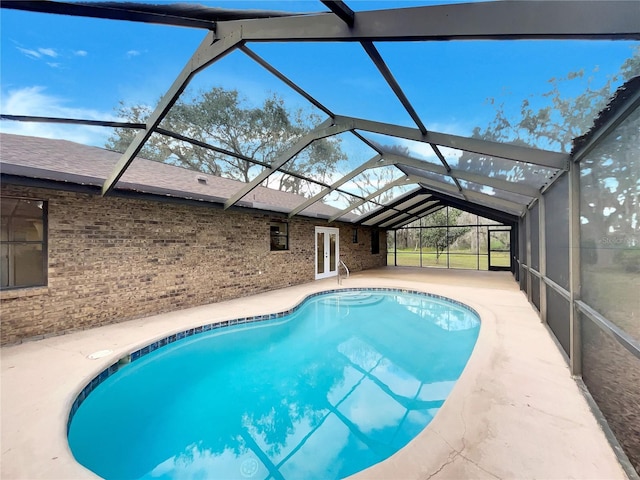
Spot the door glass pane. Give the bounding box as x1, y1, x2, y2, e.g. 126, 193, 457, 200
317, 232, 325, 275
329, 233, 336, 273
489, 230, 511, 268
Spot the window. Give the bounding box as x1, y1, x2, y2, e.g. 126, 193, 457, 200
371, 228, 380, 254
352, 228, 358, 244
270, 222, 288, 251
1, 198, 47, 289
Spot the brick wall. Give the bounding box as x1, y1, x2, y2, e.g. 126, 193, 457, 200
0, 185, 387, 345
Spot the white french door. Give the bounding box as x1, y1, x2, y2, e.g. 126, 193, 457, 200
315, 227, 339, 280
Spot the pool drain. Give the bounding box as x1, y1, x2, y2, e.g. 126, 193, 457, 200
240, 458, 259, 477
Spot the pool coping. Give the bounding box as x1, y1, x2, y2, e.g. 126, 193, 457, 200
1, 268, 629, 479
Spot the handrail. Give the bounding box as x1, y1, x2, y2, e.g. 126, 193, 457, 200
340, 260, 350, 277
338, 260, 350, 284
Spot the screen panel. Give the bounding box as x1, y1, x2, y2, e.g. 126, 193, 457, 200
529, 203, 540, 271
531, 275, 540, 310
546, 285, 570, 355
581, 313, 640, 474
544, 173, 570, 290
580, 107, 640, 342
394, 227, 420, 267
519, 216, 527, 291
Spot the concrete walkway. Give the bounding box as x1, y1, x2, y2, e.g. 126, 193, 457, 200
0, 267, 627, 479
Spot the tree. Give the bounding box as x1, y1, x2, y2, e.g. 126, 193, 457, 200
460, 46, 639, 179
472, 47, 638, 154
420, 208, 470, 263
106, 88, 346, 196
461, 46, 639, 249
342, 141, 415, 216
347, 165, 411, 215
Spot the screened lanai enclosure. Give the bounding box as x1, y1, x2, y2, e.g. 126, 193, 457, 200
1, 0, 639, 475
387, 207, 514, 271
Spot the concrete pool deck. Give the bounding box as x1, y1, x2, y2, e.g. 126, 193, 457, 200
0, 267, 628, 479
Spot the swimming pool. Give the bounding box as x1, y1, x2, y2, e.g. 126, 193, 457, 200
68, 289, 480, 479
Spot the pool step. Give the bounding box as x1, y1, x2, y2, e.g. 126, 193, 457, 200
319, 292, 385, 307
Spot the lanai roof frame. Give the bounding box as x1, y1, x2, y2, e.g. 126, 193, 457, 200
2, 0, 638, 227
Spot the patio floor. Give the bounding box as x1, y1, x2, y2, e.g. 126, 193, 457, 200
0, 267, 627, 479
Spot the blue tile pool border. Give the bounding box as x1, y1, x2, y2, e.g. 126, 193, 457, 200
66, 288, 479, 434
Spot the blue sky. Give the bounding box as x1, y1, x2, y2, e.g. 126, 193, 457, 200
1, 0, 638, 158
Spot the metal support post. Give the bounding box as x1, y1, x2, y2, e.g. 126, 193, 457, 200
539, 195, 547, 324
394, 230, 397, 266
568, 161, 582, 376
526, 209, 532, 302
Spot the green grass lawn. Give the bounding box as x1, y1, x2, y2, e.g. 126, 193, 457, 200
387, 249, 510, 270
386, 252, 637, 338
581, 267, 640, 339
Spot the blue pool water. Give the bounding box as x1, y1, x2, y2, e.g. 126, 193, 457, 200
68, 289, 480, 480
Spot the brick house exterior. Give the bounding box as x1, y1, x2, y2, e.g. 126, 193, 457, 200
0, 134, 387, 345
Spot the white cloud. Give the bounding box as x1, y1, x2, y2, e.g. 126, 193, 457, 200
17, 47, 41, 59
426, 121, 468, 137
0, 86, 119, 146
16, 46, 59, 59
397, 138, 437, 160
38, 48, 58, 58
126, 50, 141, 58
74, 50, 88, 57
16, 45, 62, 68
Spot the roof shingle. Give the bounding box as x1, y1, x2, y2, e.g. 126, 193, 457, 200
0, 133, 352, 221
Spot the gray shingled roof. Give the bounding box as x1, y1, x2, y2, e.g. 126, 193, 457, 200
0, 133, 355, 221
